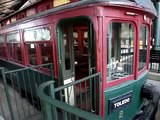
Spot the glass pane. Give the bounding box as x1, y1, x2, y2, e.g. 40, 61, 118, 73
139, 26, 148, 70
24, 27, 51, 41
73, 31, 78, 52
83, 31, 88, 55
39, 43, 53, 64
0, 44, 6, 58
27, 44, 37, 65
107, 22, 134, 81
0, 35, 4, 43
8, 43, 22, 61
15, 44, 22, 62
63, 30, 71, 70
7, 32, 20, 42
8, 43, 14, 59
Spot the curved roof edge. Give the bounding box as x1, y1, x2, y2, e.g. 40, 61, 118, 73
1, 0, 157, 22
0, 0, 157, 30
107, 0, 157, 16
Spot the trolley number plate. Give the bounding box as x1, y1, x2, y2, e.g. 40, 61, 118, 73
109, 91, 133, 113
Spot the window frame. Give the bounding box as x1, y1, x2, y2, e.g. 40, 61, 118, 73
137, 24, 150, 75
6, 31, 22, 63
0, 34, 7, 59
23, 25, 53, 66
106, 20, 137, 83
24, 26, 51, 42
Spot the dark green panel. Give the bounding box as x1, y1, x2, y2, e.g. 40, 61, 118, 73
105, 73, 147, 120
0, 59, 23, 70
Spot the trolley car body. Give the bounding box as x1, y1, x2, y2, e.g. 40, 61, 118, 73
0, 0, 157, 119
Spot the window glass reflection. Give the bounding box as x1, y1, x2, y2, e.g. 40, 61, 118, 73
7, 32, 20, 42
27, 44, 37, 65
0, 35, 4, 43
39, 43, 53, 64
63, 30, 71, 70
139, 25, 148, 70
24, 27, 51, 41
107, 22, 134, 81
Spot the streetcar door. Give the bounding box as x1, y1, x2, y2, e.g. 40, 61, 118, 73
57, 18, 95, 105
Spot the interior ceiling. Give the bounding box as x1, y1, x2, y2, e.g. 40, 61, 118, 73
0, 0, 37, 20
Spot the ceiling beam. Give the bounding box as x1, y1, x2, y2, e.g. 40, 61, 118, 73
0, 1, 21, 7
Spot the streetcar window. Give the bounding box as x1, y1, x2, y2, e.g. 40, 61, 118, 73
107, 22, 134, 81
39, 43, 53, 64
24, 27, 53, 66
24, 27, 51, 41
139, 25, 148, 70
73, 32, 78, 52
7, 32, 22, 62
27, 44, 37, 65
7, 32, 20, 42
63, 31, 71, 70
11, 17, 16, 23
6, 20, 10, 25
0, 35, 6, 58
26, 8, 36, 16
0, 35, 4, 43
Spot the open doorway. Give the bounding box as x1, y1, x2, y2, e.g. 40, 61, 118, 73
57, 17, 96, 109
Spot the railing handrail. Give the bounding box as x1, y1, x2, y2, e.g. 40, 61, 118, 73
4, 63, 53, 74
37, 80, 104, 120
54, 72, 101, 92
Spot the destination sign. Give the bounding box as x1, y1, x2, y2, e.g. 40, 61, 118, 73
109, 91, 133, 113
54, 0, 70, 7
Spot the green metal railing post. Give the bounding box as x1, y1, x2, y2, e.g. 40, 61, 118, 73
50, 64, 54, 80
1, 68, 15, 120
50, 82, 58, 120
158, 63, 160, 73
0, 98, 5, 120
37, 77, 103, 120
44, 102, 53, 120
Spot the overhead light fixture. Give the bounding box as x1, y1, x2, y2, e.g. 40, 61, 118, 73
125, 12, 138, 16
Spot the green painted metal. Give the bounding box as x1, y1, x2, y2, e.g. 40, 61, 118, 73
37, 73, 101, 120
154, 1, 160, 47
4, 63, 54, 97
0, 63, 54, 120
56, 24, 65, 86
1, 68, 15, 120
54, 73, 99, 91
104, 72, 147, 120
54, 72, 101, 114
37, 77, 103, 120
0, 59, 23, 71
0, 95, 5, 120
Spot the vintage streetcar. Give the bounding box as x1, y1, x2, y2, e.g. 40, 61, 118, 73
0, 0, 159, 120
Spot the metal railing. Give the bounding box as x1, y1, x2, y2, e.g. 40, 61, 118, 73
37, 73, 103, 120
0, 63, 54, 120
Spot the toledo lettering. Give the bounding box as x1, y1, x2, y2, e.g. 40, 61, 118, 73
114, 97, 131, 108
